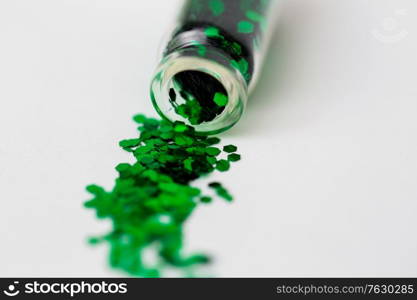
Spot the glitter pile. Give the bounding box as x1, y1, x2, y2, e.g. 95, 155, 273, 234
85, 114, 240, 277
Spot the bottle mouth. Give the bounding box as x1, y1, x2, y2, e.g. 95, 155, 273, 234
150, 49, 248, 135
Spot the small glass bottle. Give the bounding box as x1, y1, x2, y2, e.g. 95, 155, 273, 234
151, 0, 279, 134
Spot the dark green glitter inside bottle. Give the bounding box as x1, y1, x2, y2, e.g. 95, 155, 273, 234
171, 71, 228, 125
168, 0, 272, 82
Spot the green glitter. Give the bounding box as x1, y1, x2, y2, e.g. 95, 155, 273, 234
213, 92, 228, 107
119, 138, 140, 148
170, 70, 229, 125
204, 26, 221, 38
223, 144, 237, 153
216, 159, 230, 172
246, 10, 264, 22
191, 41, 207, 56
227, 153, 241, 162
206, 137, 220, 145
85, 114, 241, 277
206, 156, 217, 164
174, 123, 188, 133
209, 0, 224, 16
237, 20, 254, 33
200, 196, 212, 203
197, 45, 207, 56
175, 100, 203, 125
231, 58, 249, 79
246, 10, 267, 31
231, 42, 242, 55
208, 182, 232, 201
205, 147, 221, 156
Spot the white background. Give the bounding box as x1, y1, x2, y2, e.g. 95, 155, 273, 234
0, 0, 416, 277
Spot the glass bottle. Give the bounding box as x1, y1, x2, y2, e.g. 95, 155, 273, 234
151, 0, 280, 134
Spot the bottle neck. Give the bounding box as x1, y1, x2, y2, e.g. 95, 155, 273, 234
150, 41, 248, 134
164, 26, 255, 83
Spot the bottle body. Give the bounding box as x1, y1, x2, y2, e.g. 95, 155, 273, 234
151, 0, 278, 134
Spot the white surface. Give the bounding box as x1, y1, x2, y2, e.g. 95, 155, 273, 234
0, 0, 416, 277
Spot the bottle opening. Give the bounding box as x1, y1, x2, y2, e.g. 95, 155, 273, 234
150, 51, 248, 134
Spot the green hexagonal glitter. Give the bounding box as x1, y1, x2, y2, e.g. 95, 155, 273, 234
237, 20, 254, 33
209, 0, 224, 16
85, 114, 241, 277
213, 92, 228, 107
